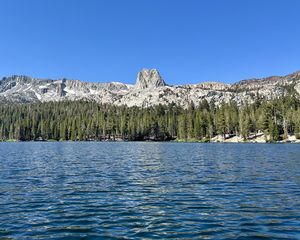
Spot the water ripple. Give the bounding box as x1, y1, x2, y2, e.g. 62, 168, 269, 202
0, 142, 300, 239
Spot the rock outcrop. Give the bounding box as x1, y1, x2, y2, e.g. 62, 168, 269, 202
135, 69, 166, 89
0, 68, 299, 107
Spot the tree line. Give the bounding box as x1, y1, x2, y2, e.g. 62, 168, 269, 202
0, 95, 300, 142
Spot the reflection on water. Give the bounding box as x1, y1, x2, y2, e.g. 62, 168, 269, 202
0, 142, 300, 239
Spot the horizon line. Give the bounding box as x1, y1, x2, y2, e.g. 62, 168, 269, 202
1, 68, 300, 86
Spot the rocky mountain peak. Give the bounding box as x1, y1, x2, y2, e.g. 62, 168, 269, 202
135, 69, 166, 89
0, 69, 300, 107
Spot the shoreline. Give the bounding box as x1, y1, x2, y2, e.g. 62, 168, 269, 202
1, 135, 300, 144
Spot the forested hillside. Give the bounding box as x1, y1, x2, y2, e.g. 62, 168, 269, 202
0, 95, 300, 142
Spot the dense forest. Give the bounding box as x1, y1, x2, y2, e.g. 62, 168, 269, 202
0, 95, 300, 142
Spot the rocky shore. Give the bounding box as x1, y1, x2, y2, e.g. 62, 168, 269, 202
210, 134, 300, 143
1, 136, 300, 143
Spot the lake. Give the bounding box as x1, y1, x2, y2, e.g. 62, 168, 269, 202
0, 142, 300, 239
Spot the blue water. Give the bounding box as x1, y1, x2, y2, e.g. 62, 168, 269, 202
0, 142, 300, 239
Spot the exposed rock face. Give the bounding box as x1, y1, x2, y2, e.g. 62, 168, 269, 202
0, 68, 299, 107
295, 82, 300, 95
135, 69, 166, 89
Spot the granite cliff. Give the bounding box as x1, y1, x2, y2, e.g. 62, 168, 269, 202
0, 69, 299, 107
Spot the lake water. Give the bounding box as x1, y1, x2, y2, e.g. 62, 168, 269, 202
0, 142, 300, 239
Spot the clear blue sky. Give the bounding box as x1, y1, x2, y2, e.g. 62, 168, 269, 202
0, 0, 300, 84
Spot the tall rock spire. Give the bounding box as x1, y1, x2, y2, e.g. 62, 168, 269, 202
135, 69, 166, 89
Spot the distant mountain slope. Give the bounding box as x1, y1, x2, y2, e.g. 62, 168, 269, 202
0, 68, 300, 107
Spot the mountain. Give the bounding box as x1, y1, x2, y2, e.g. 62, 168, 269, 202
0, 69, 300, 107
135, 69, 166, 89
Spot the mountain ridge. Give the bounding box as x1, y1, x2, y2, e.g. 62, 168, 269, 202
1, 69, 300, 107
